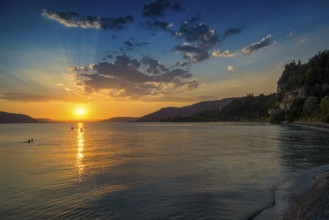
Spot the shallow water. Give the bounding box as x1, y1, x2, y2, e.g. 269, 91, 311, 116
0, 122, 328, 219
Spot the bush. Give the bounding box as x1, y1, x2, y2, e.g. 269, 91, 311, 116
270, 109, 285, 124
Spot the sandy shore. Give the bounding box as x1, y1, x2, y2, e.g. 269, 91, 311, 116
283, 121, 329, 219
283, 174, 329, 220
253, 119, 329, 220
253, 165, 329, 220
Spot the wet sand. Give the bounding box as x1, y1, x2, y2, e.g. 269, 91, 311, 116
285, 121, 329, 220
283, 173, 329, 220
254, 121, 329, 220
254, 165, 329, 220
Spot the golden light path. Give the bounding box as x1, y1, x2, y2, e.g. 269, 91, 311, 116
76, 122, 85, 182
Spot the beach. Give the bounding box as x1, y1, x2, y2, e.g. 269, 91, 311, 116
254, 121, 329, 220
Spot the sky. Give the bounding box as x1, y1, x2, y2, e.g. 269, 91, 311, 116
0, 0, 329, 120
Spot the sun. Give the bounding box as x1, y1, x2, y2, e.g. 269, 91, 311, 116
75, 107, 86, 116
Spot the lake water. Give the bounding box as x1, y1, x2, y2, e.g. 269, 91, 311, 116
0, 122, 328, 219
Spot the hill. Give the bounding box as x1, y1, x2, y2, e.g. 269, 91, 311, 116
0, 111, 39, 123
36, 118, 57, 123
275, 50, 329, 122
101, 117, 140, 122
138, 98, 236, 122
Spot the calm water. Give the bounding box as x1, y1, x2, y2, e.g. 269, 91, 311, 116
0, 122, 328, 219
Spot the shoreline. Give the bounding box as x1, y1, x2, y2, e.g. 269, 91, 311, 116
253, 165, 329, 220
290, 120, 329, 131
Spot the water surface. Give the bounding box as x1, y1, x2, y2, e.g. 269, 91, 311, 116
0, 122, 328, 219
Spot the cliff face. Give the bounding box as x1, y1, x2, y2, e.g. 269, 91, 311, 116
275, 50, 329, 123
278, 86, 306, 110
277, 50, 329, 111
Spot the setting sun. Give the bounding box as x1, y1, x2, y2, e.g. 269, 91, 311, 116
75, 107, 86, 116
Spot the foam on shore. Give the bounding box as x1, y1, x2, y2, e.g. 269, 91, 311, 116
253, 164, 329, 220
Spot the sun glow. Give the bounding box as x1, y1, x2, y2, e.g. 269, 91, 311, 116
75, 107, 86, 117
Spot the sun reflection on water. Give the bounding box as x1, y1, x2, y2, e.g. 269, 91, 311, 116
76, 122, 85, 182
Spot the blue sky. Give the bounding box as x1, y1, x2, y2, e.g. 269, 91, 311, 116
0, 0, 329, 119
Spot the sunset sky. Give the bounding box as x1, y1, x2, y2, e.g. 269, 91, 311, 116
1, 0, 329, 120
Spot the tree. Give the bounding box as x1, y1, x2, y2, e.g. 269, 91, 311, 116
320, 96, 329, 122
301, 96, 319, 119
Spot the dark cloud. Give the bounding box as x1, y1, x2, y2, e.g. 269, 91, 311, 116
120, 40, 150, 54
140, 20, 175, 35
222, 27, 243, 40
175, 61, 191, 68
177, 20, 218, 46
174, 16, 219, 62
174, 44, 210, 63
242, 34, 272, 54
72, 55, 198, 100
171, 2, 184, 12
142, 0, 184, 18
42, 9, 133, 30
141, 56, 168, 74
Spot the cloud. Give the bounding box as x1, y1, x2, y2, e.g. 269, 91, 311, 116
140, 20, 174, 35
174, 16, 219, 63
175, 60, 191, 68
297, 38, 307, 46
222, 27, 243, 40
174, 44, 210, 63
242, 34, 272, 54
42, 9, 133, 30
72, 55, 199, 101
142, 0, 184, 18
227, 65, 235, 73
176, 20, 218, 46
119, 40, 149, 54
212, 49, 237, 58
141, 56, 168, 74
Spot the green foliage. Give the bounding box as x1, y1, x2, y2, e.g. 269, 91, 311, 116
278, 50, 329, 98
285, 98, 305, 122
320, 96, 329, 122
301, 96, 320, 120
217, 94, 276, 121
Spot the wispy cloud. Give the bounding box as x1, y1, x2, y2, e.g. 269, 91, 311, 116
227, 65, 235, 73
42, 9, 133, 30
222, 27, 243, 40
212, 49, 238, 58
242, 34, 273, 54
0, 92, 83, 103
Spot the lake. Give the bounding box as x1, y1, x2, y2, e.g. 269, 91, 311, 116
0, 122, 328, 219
